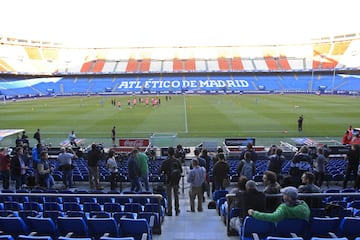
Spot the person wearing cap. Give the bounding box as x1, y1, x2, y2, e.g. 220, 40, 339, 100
248, 186, 310, 223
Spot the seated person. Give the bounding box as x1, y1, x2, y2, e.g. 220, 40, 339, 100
298, 171, 321, 208
229, 180, 266, 231
248, 186, 310, 223
262, 171, 282, 212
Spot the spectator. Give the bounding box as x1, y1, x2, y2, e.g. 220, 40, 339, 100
128, 149, 141, 192
33, 128, 41, 144
298, 171, 321, 208
262, 170, 282, 212
37, 150, 55, 190
58, 147, 77, 189
248, 186, 310, 223
267, 148, 285, 181
187, 158, 206, 212
230, 180, 266, 231
136, 148, 150, 192
298, 172, 321, 193
0, 147, 11, 189
227, 176, 248, 210
200, 148, 212, 198
267, 145, 277, 157
240, 142, 257, 163
343, 144, 360, 189
21, 131, 29, 148
313, 147, 327, 187
159, 146, 183, 216
191, 149, 206, 200
342, 130, 352, 145
87, 143, 103, 190
289, 146, 312, 187
351, 133, 360, 145
111, 126, 116, 147
237, 152, 256, 180
175, 144, 185, 163
10, 146, 28, 190
212, 153, 230, 191
106, 149, 118, 191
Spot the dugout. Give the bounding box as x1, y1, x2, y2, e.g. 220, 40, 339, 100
0, 129, 25, 147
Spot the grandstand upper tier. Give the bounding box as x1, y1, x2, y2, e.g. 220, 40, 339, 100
0, 33, 360, 74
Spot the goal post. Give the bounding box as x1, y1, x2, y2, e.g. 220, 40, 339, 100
150, 132, 177, 147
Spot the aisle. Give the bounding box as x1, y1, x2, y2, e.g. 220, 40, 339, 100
153, 191, 238, 240
153, 165, 238, 240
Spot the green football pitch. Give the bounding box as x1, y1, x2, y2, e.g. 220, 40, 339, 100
0, 94, 358, 147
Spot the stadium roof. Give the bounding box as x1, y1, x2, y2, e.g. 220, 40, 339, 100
2, 0, 360, 48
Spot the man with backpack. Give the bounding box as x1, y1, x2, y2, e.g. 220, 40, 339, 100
237, 152, 256, 180
159, 146, 183, 216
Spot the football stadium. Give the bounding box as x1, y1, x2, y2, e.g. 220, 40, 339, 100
0, 0, 360, 239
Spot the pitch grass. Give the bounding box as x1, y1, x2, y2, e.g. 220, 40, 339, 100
0, 94, 358, 147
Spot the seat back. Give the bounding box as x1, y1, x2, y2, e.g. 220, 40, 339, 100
63, 202, 82, 212
57, 216, 88, 238
275, 219, 308, 238
87, 218, 119, 239
83, 202, 102, 212
26, 217, 58, 238
308, 217, 340, 239
124, 203, 142, 213
212, 190, 228, 201
23, 202, 43, 212
0, 216, 29, 237
339, 217, 360, 239
241, 216, 275, 240
119, 218, 151, 240
103, 203, 122, 213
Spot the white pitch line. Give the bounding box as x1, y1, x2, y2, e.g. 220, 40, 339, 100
183, 94, 189, 133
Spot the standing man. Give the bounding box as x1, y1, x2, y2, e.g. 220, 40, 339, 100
87, 144, 103, 190
159, 146, 183, 216
37, 150, 55, 190
58, 147, 77, 189
298, 115, 304, 132
10, 147, 28, 190
187, 159, 206, 212
111, 126, 116, 147
136, 148, 150, 192
33, 129, 41, 144
0, 148, 11, 190
127, 149, 141, 192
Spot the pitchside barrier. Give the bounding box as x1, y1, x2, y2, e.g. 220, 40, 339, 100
110, 138, 150, 154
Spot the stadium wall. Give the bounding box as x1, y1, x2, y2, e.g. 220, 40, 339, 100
0, 71, 359, 99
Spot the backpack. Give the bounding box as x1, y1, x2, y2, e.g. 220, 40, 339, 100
240, 159, 254, 180
169, 160, 181, 185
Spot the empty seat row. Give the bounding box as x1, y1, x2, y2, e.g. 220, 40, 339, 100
0, 215, 151, 240
241, 216, 360, 240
